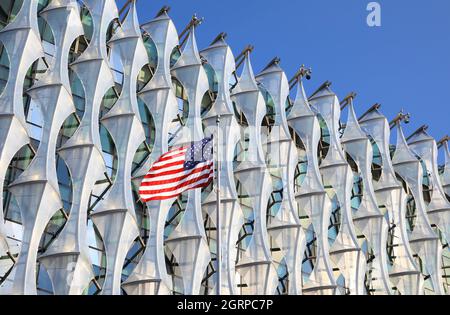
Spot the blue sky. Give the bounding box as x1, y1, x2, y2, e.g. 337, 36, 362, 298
117, 0, 450, 160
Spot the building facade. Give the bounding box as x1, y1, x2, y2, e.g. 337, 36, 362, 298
0, 0, 449, 295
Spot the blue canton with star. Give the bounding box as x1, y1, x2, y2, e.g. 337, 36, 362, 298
184, 137, 214, 170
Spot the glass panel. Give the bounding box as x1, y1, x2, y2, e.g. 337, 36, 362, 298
0, 0, 24, 30
80, 5, 93, 41
0, 44, 9, 95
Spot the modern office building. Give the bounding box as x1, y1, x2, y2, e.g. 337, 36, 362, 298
0, 0, 449, 295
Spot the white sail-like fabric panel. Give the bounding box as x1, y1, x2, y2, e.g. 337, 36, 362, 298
0, 0, 447, 295
36, 0, 95, 296
90, 2, 146, 295
288, 81, 337, 295
359, 108, 422, 295
408, 130, 450, 244
442, 143, 450, 201
341, 103, 391, 294
166, 26, 211, 295
256, 62, 305, 295
35, 0, 130, 296
309, 85, 361, 295
0, 0, 44, 259
201, 37, 243, 295
232, 55, 278, 295
392, 125, 443, 294
6, 0, 81, 294
122, 10, 179, 295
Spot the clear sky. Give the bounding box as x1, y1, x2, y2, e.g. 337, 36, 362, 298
117, 0, 450, 161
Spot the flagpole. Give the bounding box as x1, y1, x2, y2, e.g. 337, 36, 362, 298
215, 115, 221, 295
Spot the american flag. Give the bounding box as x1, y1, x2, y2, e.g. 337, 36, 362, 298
139, 137, 214, 202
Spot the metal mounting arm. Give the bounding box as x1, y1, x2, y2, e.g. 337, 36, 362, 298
406, 125, 429, 142
340, 92, 357, 110
155, 5, 171, 17
261, 56, 281, 72
389, 110, 411, 129
210, 32, 227, 45
234, 45, 254, 70
308, 80, 332, 100
358, 103, 381, 121
437, 135, 449, 149
289, 65, 312, 90
178, 14, 204, 47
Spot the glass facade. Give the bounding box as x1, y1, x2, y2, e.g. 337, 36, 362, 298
0, 0, 448, 295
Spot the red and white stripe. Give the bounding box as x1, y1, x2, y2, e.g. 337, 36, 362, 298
139, 147, 214, 201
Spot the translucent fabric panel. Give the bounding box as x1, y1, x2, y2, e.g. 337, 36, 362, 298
232, 55, 277, 295
91, 2, 145, 295
392, 125, 444, 294
341, 103, 392, 294
309, 85, 360, 294
166, 26, 210, 295
200, 37, 243, 294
